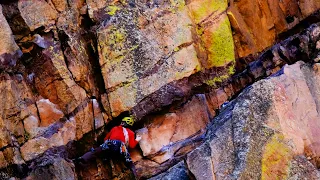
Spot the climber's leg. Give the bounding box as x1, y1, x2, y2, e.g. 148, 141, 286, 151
78, 146, 103, 163
120, 146, 138, 178
127, 161, 138, 178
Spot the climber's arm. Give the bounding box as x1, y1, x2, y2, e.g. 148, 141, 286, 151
128, 130, 140, 148
104, 130, 112, 142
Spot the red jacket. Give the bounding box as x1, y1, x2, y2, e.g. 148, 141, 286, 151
104, 126, 139, 149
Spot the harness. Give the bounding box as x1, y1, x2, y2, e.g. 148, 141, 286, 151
100, 128, 132, 163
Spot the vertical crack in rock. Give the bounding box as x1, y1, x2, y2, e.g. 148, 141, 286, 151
81, 13, 107, 94
1, 2, 30, 40
79, 13, 112, 118
34, 102, 42, 126
57, 30, 90, 95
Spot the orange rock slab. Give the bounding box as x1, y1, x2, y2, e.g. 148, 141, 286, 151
137, 95, 210, 163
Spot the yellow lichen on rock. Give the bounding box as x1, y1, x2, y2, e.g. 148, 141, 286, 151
98, 26, 127, 66
201, 15, 235, 68
205, 75, 229, 87
169, 0, 185, 11
187, 0, 228, 24
187, 0, 235, 69
261, 134, 292, 180
98, 25, 139, 89
105, 5, 121, 16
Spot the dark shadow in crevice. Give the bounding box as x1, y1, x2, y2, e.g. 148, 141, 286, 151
277, 10, 320, 41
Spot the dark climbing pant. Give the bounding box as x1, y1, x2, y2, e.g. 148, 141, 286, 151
80, 140, 137, 177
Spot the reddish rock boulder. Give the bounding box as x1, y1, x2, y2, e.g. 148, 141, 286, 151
33, 41, 87, 114
299, 0, 320, 17
227, 0, 320, 58
73, 101, 94, 140
137, 95, 209, 159
36, 99, 64, 127
21, 118, 76, 161
18, 0, 58, 31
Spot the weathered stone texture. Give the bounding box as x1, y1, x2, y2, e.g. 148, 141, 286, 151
26, 158, 76, 180
3, 147, 25, 165
228, 0, 320, 58
158, 61, 320, 179
73, 101, 94, 140
21, 118, 76, 161
18, 0, 58, 31
33, 41, 87, 114
137, 95, 209, 163
148, 161, 190, 180
187, 143, 215, 180
97, 0, 234, 117
51, 0, 68, 12
0, 0, 319, 179
299, 0, 320, 18
37, 99, 64, 127
0, 75, 35, 145
0, 5, 22, 69
0, 151, 8, 169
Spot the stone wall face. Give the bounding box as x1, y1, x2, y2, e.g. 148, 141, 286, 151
0, 0, 319, 179
228, 0, 320, 58
161, 61, 320, 180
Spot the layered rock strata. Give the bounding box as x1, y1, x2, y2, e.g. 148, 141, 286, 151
132, 22, 320, 178
157, 61, 320, 180
0, 0, 319, 179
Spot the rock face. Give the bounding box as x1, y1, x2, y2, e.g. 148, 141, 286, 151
18, 0, 58, 31
228, 0, 320, 58
148, 161, 190, 180
159, 61, 320, 179
0, 5, 22, 69
97, 0, 235, 117
0, 0, 319, 179
26, 158, 76, 180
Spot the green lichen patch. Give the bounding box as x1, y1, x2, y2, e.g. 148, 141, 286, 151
228, 65, 235, 75
105, 5, 121, 16
261, 134, 292, 180
205, 74, 229, 87
98, 26, 127, 66
107, 27, 126, 46
201, 16, 235, 68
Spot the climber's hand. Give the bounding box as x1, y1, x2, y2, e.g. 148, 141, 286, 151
135, 135, 142, 142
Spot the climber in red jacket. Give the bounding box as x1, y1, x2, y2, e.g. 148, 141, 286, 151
73, 116, 141, 177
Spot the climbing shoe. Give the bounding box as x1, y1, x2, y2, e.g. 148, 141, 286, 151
72, 157, 85, 164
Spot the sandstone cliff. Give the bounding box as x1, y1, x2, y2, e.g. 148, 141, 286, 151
0, 0, 319, 179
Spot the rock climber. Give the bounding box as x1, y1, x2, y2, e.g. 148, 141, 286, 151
73, 116, 141, 177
